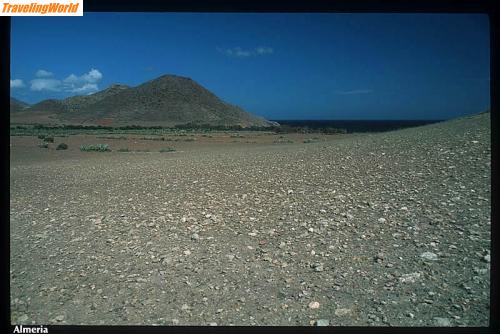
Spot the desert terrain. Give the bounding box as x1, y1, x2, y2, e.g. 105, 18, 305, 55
10, 112, 490, 326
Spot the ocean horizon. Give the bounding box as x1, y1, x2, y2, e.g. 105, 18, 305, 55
270, 119, 444, 133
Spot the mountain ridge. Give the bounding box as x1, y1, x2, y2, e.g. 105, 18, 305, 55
10, 75, 273, 127
10, 97, 30, 113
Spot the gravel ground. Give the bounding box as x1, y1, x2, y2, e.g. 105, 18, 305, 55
10, 112, 490, 326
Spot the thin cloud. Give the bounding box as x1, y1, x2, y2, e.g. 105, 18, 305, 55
218, 46, 274, 58
334, 89, 373, 95
63, 68, 102, 85
35, 69, 54, 77
30, 68, 103, 94
255, 46, 273, 55
30, 78, 61, 92
10, 79, 25, 88
70, 83, 99, 94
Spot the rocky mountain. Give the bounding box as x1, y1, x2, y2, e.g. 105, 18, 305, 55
10, 97, 30, 113
11, 75, 273, 127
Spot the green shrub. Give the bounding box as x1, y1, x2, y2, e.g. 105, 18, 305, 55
140, 136, 164, 141
117, 148, 130, 152
43, 136, 54, 143
80, 144, 111, 152
37, 134, 46, 140
38, 143, 49, 149
274, 139, 294, 144
160, 147, 176, 153
303, 138, 319, 144
56, 143, 68, 150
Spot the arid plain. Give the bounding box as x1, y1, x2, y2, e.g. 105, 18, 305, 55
10, 112, 490, 326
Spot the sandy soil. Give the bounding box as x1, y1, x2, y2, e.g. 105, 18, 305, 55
10, 113, 490, 326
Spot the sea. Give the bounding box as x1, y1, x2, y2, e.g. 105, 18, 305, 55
270, 119, 444, 134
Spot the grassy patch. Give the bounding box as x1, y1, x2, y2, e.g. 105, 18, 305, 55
303, 138, 320, 144
80, 144, 111, 152
117, 148, 130, 152
159, 147, 176, 153
274, 138, 294, 144
140, 136, 165, 141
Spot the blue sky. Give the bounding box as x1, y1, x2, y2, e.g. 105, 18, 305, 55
11, 13, 490, 120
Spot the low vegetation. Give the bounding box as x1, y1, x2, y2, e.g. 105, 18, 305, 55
303, 137, 320, 143
274, 138, 294, 144
56, 143, 68, 150
80, 144, 111, 152
159, 147, 176, 153
10, 123, 348, 140
140, 136, 165, 141
96, 135, 127, 140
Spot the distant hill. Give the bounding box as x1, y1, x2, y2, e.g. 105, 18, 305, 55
28, 84, 130, 113
10, 97, 30, 113
11, 75, 273, 127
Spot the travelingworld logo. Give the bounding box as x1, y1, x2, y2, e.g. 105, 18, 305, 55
1, 0, 82, 16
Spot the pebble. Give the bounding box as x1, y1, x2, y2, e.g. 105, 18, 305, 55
312, 263, 324, 272
315, 319, 330, 326
191, 233, 200, 241
378, 218, 387, 223
17, 314, 28, 322
335, 308, 351, 316
420, 252, 438, 261
399, 272, 421, 283
308, 301, 320, 309
434, 317, 452, 327
183, 250, 191, 256
482, 254, 490, 263
55, 315, 65, 322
